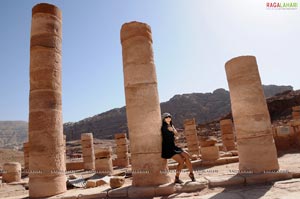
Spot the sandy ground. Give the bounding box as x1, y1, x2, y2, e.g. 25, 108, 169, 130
0, 150, 300, 199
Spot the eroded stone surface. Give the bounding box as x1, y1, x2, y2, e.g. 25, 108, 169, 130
110, 176, 125, 189
184, 119, 200, 156
120, 21, 170, 186
3, 162, 21, 183
225, 56, 279, 173
28, 3, 66, 198
205, 175, 245, 187
175, 181, 207, 193
81, 133, 95, 171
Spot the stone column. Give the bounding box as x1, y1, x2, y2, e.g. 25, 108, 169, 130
23, 142, 29, 171
3, 162, 21, 183
95, 147, 113, 175
120, 21, 170, 186
29, 3, 66, 198
220, 119, 236, 151
184, 119, 200, 156
114, 133, 130, 167
225, 56, 279, 173
81, 133, 95, 170
199, 137, 219, 161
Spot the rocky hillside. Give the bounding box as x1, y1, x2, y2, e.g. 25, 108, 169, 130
0, 85, 294, 146
0, 121, 28, 149
267, 89, 300, 121
64, 85, 293, 140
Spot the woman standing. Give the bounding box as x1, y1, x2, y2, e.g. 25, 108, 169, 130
161, 112, 196, 183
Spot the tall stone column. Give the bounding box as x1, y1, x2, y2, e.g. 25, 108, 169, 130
225, 56, 279, 173
120, 21, 170, 186
29, 3, 66, 197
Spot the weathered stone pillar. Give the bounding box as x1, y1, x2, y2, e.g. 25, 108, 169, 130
23, 142, 29, 171
29, 3, 66, 197
3, 162, 21, 183
184, 119, 200, 156
225, 56, 279, 173
120, 21, 170, 186
95, 147, 113, 175
220, 119, 236, 151
114, 133, 130, 167
199, 136, 219, 161
81, 133, 95, 170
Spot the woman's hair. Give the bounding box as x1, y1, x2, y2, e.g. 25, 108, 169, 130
161, 119, 173, 130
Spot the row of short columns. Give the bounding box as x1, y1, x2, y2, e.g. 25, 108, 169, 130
183, 119, 200, 156
114, 133, 130, 167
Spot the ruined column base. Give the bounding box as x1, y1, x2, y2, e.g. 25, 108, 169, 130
113, 158, 130, 167
237, 135, 279, 173
201, 145, 219, 161
131, 153, 171, 186
3, 162, 21, 183
29, 175, 67, 198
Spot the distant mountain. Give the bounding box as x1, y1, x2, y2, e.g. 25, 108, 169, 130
63, 85, 293, 141
0, 85, 293, 147
0, 121, 28, 149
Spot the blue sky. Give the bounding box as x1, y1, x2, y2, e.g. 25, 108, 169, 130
0, 0, 299, 122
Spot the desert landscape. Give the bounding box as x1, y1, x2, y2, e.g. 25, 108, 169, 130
1, 2, 300, 199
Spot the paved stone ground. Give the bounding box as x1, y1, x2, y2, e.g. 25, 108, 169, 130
155, 150, 300, 199
1, 150, 299, 199
154, 179, 300, 199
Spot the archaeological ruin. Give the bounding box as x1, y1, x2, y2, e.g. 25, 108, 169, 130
120, 21, 171, 186
225, 56, 279, 173
220, 119, 236, 151
28, 3, 66, 198
113, 133, 130, 167
81, 133, 95, 170
1, 2, 300, 199
184, 118, 200, 157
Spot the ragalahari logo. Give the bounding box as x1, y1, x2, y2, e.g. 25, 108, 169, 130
266, 2, 298, 9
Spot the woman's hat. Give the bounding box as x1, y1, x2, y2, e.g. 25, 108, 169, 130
162, 112, 172, 119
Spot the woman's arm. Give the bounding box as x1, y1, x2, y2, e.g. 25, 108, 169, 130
172, 125, 179, 137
